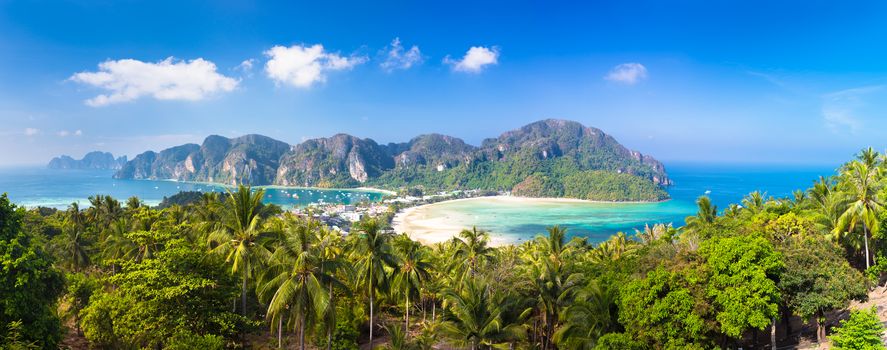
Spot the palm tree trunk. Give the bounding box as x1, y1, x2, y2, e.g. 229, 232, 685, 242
278, 316, 283, 349
405, 293, 410, 333
300, 313, 306, 350
864, 223, 871, 269
242, 270, 248, 316
369, 287, 375, 348
327, 282, 333, 350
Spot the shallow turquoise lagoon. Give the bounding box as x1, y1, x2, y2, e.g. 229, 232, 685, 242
0, 167, 385, 209
397, 162, 839, 243
0, 162, 837, 243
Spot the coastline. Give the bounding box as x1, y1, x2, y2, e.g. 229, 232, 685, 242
392, 195, 664, 247
137, 178, 396, 195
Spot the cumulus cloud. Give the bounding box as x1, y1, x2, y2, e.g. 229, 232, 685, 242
70, 57, 239, 106
264, 44, 366, 88
444, 46, 499, 73
235, 59, 256, 77
605, 63, 648, 85
380, 38, 423, 72
24, 128, 39, 136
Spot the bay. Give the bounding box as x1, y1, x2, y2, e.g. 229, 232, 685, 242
0, 167, 386, 208
0, 163, 839, 244
393, 162, 839, 244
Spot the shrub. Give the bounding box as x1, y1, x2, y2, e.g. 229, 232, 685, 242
831, 307, 886, 350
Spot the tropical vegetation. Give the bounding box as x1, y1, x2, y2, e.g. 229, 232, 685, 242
3, 148, 887, 349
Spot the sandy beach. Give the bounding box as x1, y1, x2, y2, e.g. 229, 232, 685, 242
392, 195, 608, 246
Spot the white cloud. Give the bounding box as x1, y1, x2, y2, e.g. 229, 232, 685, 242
70, 57, 239, 106
56, 129, 82, 137
264, 44, 366, 88
235, 59, 256, 77
605, 63, 648, 85
380, 38, 423, 72
237, 59, 254, 71
444, 46, 499, 73
24, 128, 39, 136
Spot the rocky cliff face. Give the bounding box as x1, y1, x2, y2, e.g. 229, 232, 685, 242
112, 119, 672, 197
387, 134, 477, 171
275, 134, 393, 187
112, 135, 288, 185
48, 151, 127, 170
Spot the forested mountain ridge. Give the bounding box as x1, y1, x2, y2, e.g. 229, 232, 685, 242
111, 119, 671, 201
47, 151, 127, 170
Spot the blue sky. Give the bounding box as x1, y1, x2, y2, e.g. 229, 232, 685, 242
2, 1, 887, 166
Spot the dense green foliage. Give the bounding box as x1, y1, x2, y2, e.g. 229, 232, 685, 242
373, 156, 668, 201
6, 148, 887, 348
830, 307, 886, 350
0, 194, 63, 349
79, 236, 248, 348
157, 191, 205, 209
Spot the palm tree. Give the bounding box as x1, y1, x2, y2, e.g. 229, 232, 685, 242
352, 219, 398, 348
741, 191, 766, 214
314, 223, 347, 350
393, 235, 433, 333
259, 217, 341, 350
452, 226, 495, 278
526, 246, 582, 350
809, 176, 848, 235
684, 196, 717, 231
553, 281, 619, 349
858, 146, 880, 169
379, 322, 416, 350
538, 225, 570, 262
62, 202, 90, 271
635, 223, 676, 245
125, 196, 142, 211
87, 194, 123, 228
440, 277, 525, 349
208, 185, 274, 316
835, 160, 883, 269
101, 218, 137, 267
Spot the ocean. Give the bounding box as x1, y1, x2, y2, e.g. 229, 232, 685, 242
393, 162, 840, 244
0, 167, 386, 209
0, 163, 838, 243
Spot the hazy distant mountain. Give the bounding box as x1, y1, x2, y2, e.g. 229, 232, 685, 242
112, 119, 671, 201
47, 151, 127, 170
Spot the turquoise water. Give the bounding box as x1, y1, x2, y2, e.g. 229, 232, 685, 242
0, 163, 839, 243
0, 167, 385, 209
402, 162, 840, 243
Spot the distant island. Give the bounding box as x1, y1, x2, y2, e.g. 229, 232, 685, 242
47, 151, 127, 170
110, 119, 671, 201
